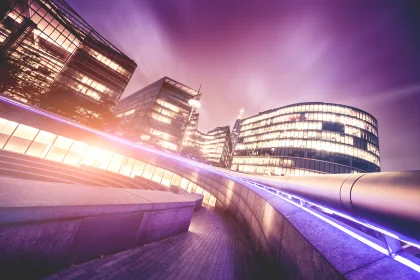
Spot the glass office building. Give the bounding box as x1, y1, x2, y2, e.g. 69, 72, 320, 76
182, 125, 231, 168
115, 77, 201, 152
231, 102, 380, 176
0, 0, 136, 110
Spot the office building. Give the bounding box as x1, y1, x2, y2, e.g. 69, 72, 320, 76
231, 102, 380, 175
230, 108, 244, 151
181, 125, 231, 168
115, 77, 201, 152
0, 0, 136, 116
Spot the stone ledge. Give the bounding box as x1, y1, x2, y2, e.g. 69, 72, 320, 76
0, 177, 197, 277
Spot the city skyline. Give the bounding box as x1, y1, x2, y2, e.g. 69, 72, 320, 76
67, 0, 420, 172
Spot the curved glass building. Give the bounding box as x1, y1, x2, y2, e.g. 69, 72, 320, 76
231, 102, 380, 176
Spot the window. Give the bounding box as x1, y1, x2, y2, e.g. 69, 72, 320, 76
119, 157, 136, 176
130, 161, 146, 178
26, 130, 57, 158
161, 170, 173, 187
151, 167, 165, 183
63, 140, 88, 166
0, 119, 19, 148
180, 178, 189, 189
171, 174, 182, 186
4, 124, 39, 154
107, 153, 125, 173
142, 164, 156, 179
45, 136, 73, 162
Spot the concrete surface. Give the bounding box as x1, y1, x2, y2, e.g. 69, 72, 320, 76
0, 177, 197, 278
44, 206, 274, 280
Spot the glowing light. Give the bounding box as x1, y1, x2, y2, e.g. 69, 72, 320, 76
1, 96, 419, 274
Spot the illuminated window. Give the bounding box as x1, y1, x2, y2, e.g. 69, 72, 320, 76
151, 167, 165, 183
26, 130, 57, 158
96, 150, 115, 169
142, 164, 156, 179
45, 136, 73, 162
0, 119, 19, 148
130, 161, 146, 178
63, 140, 88, 166
161, 170, 174, 187
180, 178, 189, 189
107, 153, 125, 173
119, 157, 136, 176
170, 174, 182, 186
4, 124, 39, 154
80, 146, 103, 167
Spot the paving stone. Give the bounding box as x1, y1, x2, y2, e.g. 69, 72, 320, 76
44, 206, 272, 280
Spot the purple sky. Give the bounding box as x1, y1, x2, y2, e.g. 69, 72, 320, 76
68, 0, 420, 172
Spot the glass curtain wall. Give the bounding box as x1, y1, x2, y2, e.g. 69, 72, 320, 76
0, 116, 217, 206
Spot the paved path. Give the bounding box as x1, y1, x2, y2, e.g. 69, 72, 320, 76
44, 206, 273, 280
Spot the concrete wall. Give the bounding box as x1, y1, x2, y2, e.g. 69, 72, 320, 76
141, 156, 417, 280
0, 178, 196, 277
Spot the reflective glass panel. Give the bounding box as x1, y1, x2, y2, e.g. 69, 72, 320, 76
142, 164, 156, 179
26, 130, 57, 158
151, 167, 165, 183
170, 174, 181, 186
130, 161, 146, 178
161, 170, 173, 187
4, 124, 39, 154
63, 140, 88, 166
107, 153, 125, 173
119, 157, 136, 176
0, 119, 18, 148
45, 136, 73, 162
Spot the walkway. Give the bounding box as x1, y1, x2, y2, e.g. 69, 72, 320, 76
44, 206, 273, 280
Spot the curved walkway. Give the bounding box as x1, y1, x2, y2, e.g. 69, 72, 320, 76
44, 206, 273, 280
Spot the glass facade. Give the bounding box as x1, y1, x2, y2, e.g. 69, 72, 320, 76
0, 0, 136, 113
115, 77, 201, 152
0, 115, 217, 207
231, 102, 380, 176
181, 125, 232, 168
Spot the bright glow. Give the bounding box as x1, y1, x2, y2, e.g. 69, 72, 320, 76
188, 99, 201, 108
394, 255, 420, 273
1, 96, 418, 274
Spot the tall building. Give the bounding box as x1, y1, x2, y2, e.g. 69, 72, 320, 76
231, 102, 380, 176
115, 77, 201, 152
230, 108, 244, 151
181, 125, 231, 168
0, 0, 136, 116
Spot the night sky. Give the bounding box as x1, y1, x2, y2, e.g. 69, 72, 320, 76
68, 0, 420, 172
